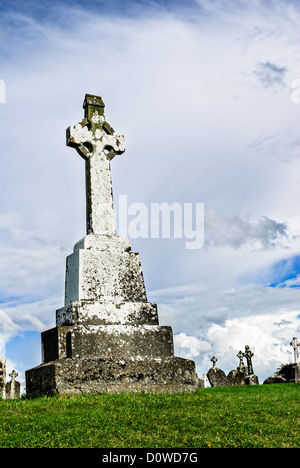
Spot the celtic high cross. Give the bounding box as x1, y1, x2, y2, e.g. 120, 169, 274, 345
66, 94, 125, 235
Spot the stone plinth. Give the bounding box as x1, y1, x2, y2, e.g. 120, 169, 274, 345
26, 356, 198, 395
293, 364, 300, 383
26, 235, 199, 395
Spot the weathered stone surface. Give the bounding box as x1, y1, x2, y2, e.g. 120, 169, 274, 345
5, 370, 20, 399
294, 364, 300, 383
66, 94, 125, 236
56, 301, 158, 327
263, 375, 286, 384
26, 356, 199, 395
245, 374, 259, 385
64, 236, 147, 305
227, 368, 246, 386
42, 323, 175, 361
207, 367, 229, 387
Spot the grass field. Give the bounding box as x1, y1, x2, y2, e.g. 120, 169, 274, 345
0, 383, 299, 448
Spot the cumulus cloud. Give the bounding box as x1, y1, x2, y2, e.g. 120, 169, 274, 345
172, 308, 300, 383
205, 211, 289, 249
253, 61, 287, 89
0, 210, 69, 301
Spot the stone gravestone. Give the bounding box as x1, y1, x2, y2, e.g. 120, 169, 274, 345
5, 370, 20, 399
25, 94, 199, 395
207, 356, 229, 387
290, 337, 300, 383
227, 350, 247, 386
0, 354, 6, 398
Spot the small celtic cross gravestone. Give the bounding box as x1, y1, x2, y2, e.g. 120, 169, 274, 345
237, 350, 245, 370
211, 356, 217, 368
9, 370, 18, 383
244, 345, 254, 375
5, 369, 20, 399
66, 94, 125, 236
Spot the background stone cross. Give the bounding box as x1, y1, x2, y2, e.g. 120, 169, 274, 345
67, 94, 125, 236
290, 337, 300, 364
244, 345, 254, 375
237, 350, 245, 370
211, 356, 217, 368
9, 370, 18, 383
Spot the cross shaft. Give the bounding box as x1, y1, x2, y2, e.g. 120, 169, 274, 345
66, 94, 125, 235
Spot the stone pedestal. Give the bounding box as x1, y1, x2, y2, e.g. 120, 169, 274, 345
245, 374, 259, 385
26, 235, 199, 395
293, 364, 300, 383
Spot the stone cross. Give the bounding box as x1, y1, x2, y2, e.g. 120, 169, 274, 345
237, 350, 245, 370
9, 370, 18, 383
211, 356, 217, 368
244, 345, 254, 375
6, 370, 20, 399
290, 337, 300, 364
66, 94, 125, 236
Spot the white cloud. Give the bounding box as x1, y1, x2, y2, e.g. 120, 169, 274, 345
253, 61, 287, 89
205, 211, 289, 249
172, 309, 299, 383
0, 309, 19, 353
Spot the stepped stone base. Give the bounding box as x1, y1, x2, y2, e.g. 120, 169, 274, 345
25, 234, 200, 395
25, 356, 199, 395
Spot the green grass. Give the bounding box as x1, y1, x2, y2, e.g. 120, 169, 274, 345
0, 384, 299, 448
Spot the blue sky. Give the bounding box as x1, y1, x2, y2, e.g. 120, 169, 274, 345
0, 0, 299, 389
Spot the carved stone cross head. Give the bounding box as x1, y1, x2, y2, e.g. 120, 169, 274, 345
66, 94, 125, 236
244, 345, 254, 375
211, 356, 217, 368
67, 94, 125, 161
9, 370, 18, 382
237, 350, 245, 370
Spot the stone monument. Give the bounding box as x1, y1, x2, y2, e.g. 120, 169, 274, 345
0, 354, 6, 398
227, 350, 247, 386
244, 345, 259, 385
207, 356, 229, 387
290, 337, 300, 383
25, 94, 199, 395
5, 370, 20, 399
